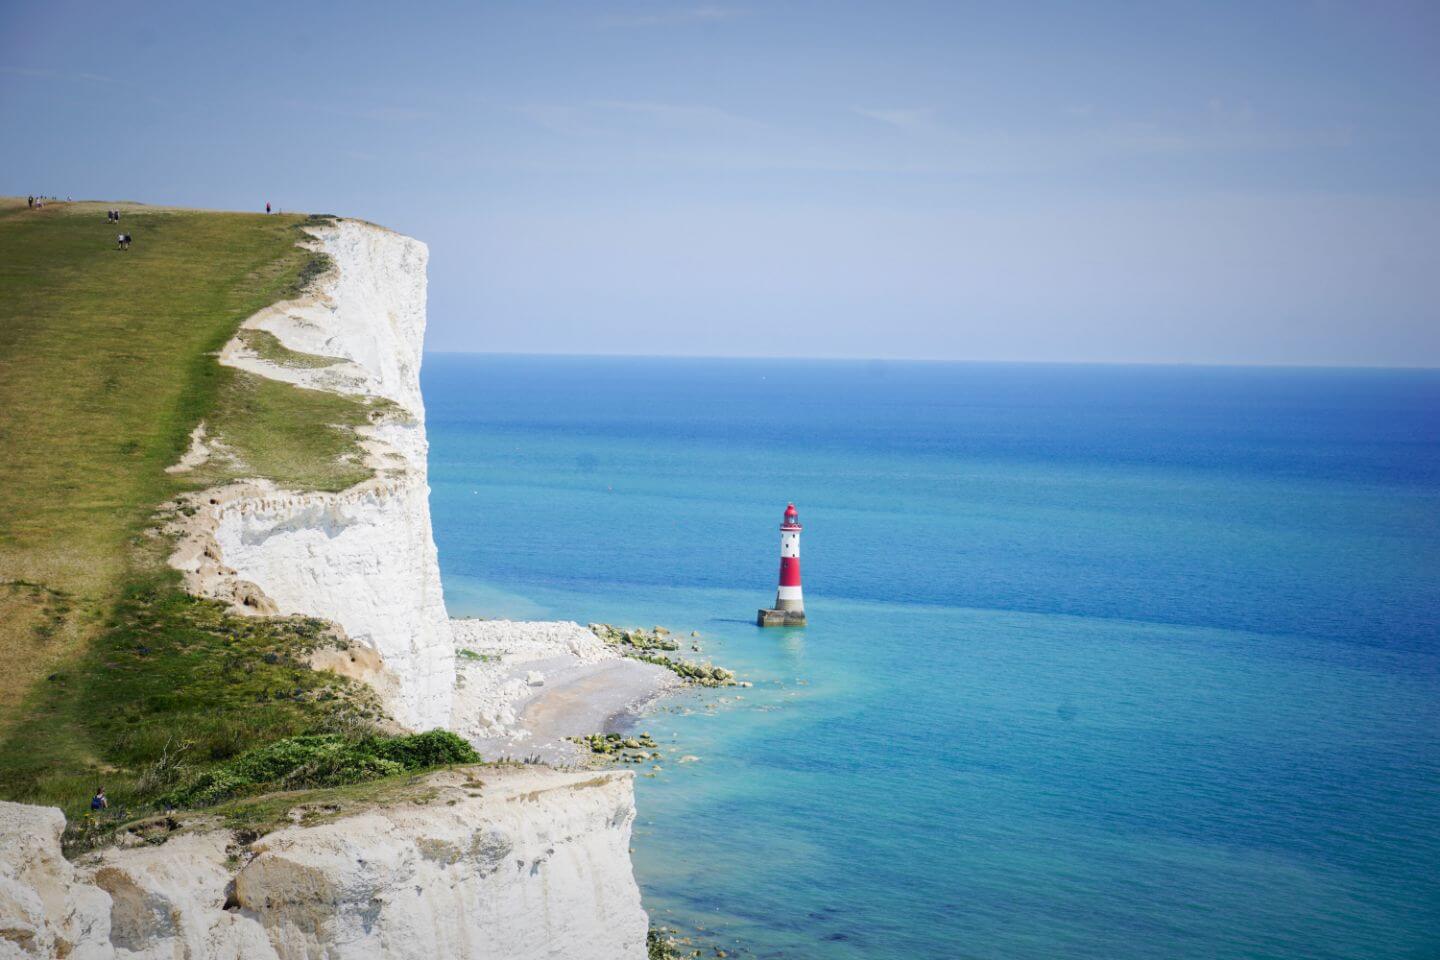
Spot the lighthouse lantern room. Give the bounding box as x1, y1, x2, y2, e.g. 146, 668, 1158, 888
757, 502, 807, 627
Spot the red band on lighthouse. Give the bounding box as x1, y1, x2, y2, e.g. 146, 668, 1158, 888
778, 556, 801, 586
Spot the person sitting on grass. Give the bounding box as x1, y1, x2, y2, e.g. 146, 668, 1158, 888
90, 787, 108, 811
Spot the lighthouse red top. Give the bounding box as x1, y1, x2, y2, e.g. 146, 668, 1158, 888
781, 502, 802, 531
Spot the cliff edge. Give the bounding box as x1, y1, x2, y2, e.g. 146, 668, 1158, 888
168, 219, 454, 731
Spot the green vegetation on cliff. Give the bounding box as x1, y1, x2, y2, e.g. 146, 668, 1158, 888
158, 729, 478, 809
0, 199, 449, 827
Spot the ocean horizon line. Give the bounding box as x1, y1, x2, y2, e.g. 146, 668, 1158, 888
424, 350, 1440, 372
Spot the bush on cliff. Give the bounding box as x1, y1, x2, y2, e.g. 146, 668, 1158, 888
161, 730, 479, 809
367, 729, 482, 769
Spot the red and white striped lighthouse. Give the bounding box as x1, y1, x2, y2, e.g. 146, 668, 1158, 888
758, 503, 807, 627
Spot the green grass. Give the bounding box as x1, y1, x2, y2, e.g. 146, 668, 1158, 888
64, 764, 471, 857
205, 770, 445, 836
0, 201, 311, 586
1, 573, 385, 813
189, 368, 378, 492
237, 328, 347, 369
0, 197, 419, 824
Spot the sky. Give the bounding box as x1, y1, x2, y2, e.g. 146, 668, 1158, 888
3, 1, 1439, 365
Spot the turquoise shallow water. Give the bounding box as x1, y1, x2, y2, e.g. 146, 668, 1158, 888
423, 355, 1440, 960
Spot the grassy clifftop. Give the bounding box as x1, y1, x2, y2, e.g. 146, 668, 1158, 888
0, 198, 406, 822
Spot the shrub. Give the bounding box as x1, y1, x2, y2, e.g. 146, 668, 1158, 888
366, 729, 478, 769
290, 251, 334, 296
160, 729, 479, 809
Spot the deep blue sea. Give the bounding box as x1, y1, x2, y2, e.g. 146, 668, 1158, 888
422, 355, 1440, 960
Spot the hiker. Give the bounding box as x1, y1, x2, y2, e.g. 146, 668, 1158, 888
266, 201, 271, 214
90, 787, 108, 811
27, 195, 33, 208
116, 232, 125, 249
122, 233, 131, 250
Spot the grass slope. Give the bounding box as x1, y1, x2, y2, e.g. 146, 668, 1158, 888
0, 198, 435, 826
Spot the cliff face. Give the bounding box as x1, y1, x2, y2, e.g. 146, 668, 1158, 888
0, 218, 652, 960
0, 803, 109, 959
170, 220, 455, 731
0, 769, 649, 960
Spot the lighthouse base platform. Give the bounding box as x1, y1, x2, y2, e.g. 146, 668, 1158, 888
757, 608, 807, 627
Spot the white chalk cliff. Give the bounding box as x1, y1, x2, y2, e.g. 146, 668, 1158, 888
0, 769, 648, 960
0, 219, 652, 959
170, 219, 454, 731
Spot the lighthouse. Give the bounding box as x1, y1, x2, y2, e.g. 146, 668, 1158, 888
757, 503, 807, 627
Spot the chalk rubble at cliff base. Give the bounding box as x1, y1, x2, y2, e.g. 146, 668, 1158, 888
451, 618, 680, 762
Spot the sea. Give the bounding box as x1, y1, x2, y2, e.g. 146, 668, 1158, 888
422, 354, 1440, 960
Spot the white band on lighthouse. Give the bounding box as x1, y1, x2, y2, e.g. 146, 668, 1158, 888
776, 585, 803, 601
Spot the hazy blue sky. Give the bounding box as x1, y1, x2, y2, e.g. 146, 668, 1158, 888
4, 1, 1438, 364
